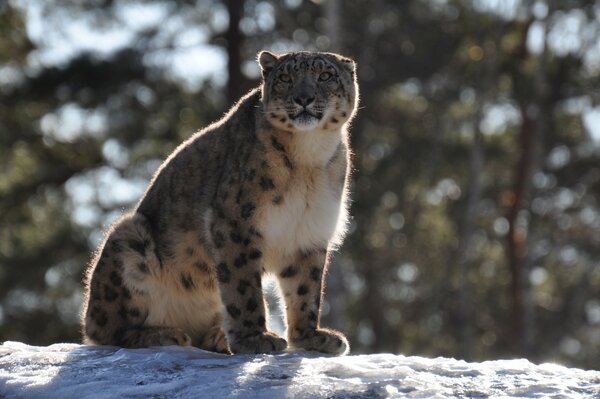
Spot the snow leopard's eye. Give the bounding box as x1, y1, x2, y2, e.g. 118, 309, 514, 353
318, 72, 332, 82
279, 74, 291, 83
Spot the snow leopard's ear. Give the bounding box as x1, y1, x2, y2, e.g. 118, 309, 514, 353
258, 51, 279, 78
337, 56, 356, 78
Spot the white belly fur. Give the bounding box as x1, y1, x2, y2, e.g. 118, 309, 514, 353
258, 169, 347, 269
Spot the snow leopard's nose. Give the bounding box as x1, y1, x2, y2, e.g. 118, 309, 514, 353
293, 81, 316, 107
293, 94, 315, 107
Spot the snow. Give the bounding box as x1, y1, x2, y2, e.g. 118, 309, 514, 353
0, 342, 599, 398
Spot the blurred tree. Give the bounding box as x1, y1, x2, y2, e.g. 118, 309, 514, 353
224, 0, 246, 103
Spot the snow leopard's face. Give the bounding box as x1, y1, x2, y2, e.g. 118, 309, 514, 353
259, 51, 357, 132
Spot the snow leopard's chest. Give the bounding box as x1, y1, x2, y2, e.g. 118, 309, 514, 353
257, 169, 344, 264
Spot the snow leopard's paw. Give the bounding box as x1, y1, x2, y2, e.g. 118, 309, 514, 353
198, 326, 231, 354
290, 328, 349, 355
229, 331, 287, 354
139, 327, 192, 347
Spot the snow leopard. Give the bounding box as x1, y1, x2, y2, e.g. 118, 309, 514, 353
81, 50, 359, 355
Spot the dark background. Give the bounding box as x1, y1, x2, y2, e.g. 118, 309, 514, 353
1, 0, 600, 369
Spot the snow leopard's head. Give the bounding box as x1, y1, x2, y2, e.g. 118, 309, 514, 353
259, 51, 358, 133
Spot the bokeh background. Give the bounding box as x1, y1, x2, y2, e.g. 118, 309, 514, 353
1, 0, 600, 369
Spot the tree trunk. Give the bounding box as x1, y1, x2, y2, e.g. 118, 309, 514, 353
503, 11, 531, 356
457, 107, 484, 360
225, 0, 244, 104
506, 102, 533, 354
325, 0, 341, 51
506, 2, 549, 356
522, 5, 550, 357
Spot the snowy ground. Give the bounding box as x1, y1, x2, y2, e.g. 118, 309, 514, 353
0, 342, 599, 398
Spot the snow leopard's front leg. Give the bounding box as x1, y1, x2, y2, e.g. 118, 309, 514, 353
278, 247, 349, 355
210, 208, 287, 354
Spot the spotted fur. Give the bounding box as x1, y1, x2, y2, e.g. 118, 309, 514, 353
81, 51, 358, 355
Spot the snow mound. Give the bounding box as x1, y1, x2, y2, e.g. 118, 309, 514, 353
0, 341, 599, 398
